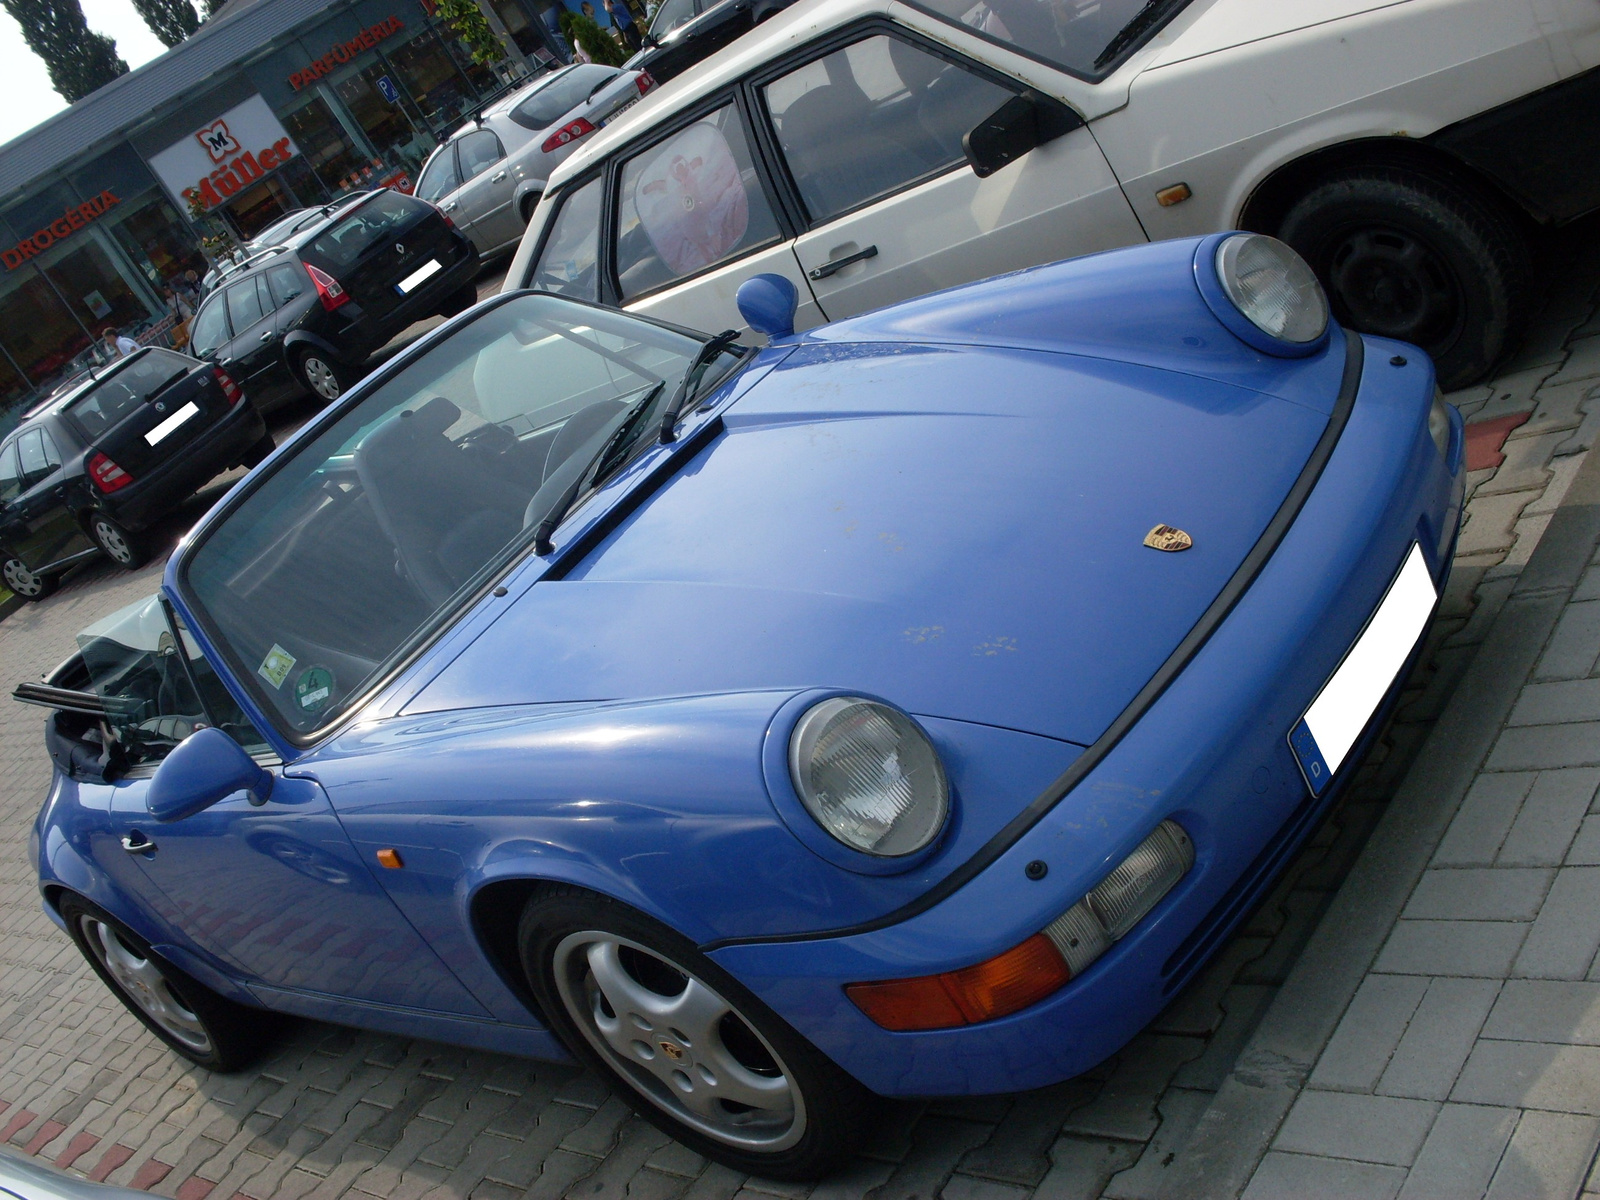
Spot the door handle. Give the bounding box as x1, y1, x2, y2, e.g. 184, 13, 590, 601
490, 171, 508, 183
121, 831, 156, 854
443, 201, 459, 211
808, 245, 878, 280
259, 330, 273, 341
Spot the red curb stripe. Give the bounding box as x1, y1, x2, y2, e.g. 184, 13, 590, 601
87, 1144, 135, 1183
130, 1159, 173, 1190
1464, 410, 1532, 471
55, 1131, 100, 1168
23, 1119, 65, 1155
175, 1177, 217, 1200
0, 1109, 37, 1143
0, 1101, 9, 1116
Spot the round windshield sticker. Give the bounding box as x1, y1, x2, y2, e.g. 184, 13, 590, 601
295, 665, 334, 714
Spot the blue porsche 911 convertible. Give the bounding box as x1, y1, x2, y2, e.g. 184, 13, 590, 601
20, 232, 1462, 1178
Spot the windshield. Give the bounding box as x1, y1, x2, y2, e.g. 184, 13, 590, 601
307, 192, 429, 272
64, 349, 193, 439
910, 0, 1191, 79
509, 65, 620, 129
182, 294, 704, 737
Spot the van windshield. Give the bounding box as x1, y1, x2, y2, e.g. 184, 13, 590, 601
911, 0, 1191, 79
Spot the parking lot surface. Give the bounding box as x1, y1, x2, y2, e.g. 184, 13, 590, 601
4, 236, 1600, 1199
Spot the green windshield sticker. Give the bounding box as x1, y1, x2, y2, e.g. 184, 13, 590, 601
295, 665, 335, 713
258, 644, 296, 689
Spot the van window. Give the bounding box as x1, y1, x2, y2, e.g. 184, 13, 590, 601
762, 35, 1014, 222
458, 129, 505, 181
307, 192, 429, 272
614, 104, 782, 300
16, 429, 54, 484
227, 278, 268, 331
266, 263, 308, 308
0, 443, 20, 505
416, 147, 462, 201
908, 0, 1192, 80
530, 177, 603, 300
190, 297, 230, 358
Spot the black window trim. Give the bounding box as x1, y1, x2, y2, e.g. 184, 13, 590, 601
193, 292, 234, 353
604, 87, 797, 306
741, 16, 1062, 231
896, 0, 1194, 85
523, 167, 611, 302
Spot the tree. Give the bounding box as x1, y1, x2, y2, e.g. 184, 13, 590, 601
433, 0, 504, 65
2, 0, 127, 102
559, 9, 624, 66
132, 0, 197, 46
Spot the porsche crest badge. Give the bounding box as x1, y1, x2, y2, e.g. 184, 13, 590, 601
1144, 524, 1193, 552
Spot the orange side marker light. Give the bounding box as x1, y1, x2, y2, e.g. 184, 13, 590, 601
376, 849, 404, 869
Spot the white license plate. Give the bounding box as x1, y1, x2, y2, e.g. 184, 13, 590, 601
1289, 543, 1436, 795
602, 97, 640, 126
396, 259, 441, 294
144, 401, 199, 446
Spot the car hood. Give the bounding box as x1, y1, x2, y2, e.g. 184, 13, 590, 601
405, 335, 1333, 745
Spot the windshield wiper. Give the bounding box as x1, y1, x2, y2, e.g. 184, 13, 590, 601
531, 382, 664, 555
658, 329, 742, 444
1093, 0, 1183, 69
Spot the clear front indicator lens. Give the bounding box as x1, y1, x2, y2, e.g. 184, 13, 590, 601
1429, 389, 1452, 460
789, 697, 949, 857
847, 821, 1194, 1031
1216, 234, 1329, 345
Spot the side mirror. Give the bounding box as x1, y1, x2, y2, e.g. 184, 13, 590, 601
962, 90, 1083, 179
147, 727, 272, 823
736, 273, 798, 340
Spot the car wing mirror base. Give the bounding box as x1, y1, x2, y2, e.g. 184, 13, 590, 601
147, 726, 273, 822
963, 90, 1084, 179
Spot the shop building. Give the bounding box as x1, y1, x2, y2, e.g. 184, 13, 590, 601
0, 0, 573, 431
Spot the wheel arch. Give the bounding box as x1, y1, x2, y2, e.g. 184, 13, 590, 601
281, 330, 352, 367
1237, 136, 1540, 238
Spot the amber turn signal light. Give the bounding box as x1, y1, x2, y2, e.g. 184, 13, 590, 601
845, 933, 1072, 1032
375, 848, 404, 869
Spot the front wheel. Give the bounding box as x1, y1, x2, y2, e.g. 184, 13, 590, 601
2, 554, 55, 601
520, 888, 875, 1179
294, 350, 348, 404
60, 894, 276, 1071
88, 512, 147, 570
1277, 169, 1531, 390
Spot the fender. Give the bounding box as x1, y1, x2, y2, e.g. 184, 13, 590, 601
280, 329, 351, 367
510, 180, 545, 225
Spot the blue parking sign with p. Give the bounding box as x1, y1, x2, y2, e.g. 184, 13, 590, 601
377, 75, 399, 103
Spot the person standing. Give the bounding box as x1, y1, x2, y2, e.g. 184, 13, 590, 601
100, 327, 140, 360
604, 0, 641, 51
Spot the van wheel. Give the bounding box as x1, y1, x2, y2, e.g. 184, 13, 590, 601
2, 555, 55, 601
1277, 169, 1531, 389
88, 513, 147, 570
295, 350, 346, 403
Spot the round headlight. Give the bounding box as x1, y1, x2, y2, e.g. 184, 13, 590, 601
1215, 234, 1329, 345
788, 697, 948, 857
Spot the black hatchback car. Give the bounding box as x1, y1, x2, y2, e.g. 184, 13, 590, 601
188, 190, 480, 409
0, 349, 270, 601
627, 0, 799, 84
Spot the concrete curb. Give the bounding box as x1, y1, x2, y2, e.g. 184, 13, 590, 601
1157, 445, 1600, 1200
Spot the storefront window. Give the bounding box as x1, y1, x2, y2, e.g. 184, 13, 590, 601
283, 95, 376, 195
42, 235, 150, 342
385, 28, 480, 133
105, 194, 208, 290
0, 353, 35, 437
0, 268, 94, 399
225, 175, 298, 238
336, 64, 435, 177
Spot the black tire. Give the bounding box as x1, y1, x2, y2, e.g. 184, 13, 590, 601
240, 431, 276, 468
519, 887, 876, 1179
86, 512, 147, 570
519, 192, 543, 224
439, 282, 480, 319
294, 349, 348, 404
59, 893, 277, 1072
2, 554, 55, 601
1277, 169, 1531, 390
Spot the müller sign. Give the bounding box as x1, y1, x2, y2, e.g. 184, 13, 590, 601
149, 95, 302, 216
289, 16, 405, 90
1, 191, 120, 271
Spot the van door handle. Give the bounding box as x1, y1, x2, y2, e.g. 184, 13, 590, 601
490, 171, 508, 183
808, 245, 878, 280
443, 201, 459, 212
121, 831, 156, 854
259, 330, 273, 341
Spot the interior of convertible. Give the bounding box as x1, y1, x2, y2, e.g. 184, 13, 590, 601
184, 295, 703, 734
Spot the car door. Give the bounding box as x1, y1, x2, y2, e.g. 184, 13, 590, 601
0, 440, 30, 563
220, 275, 286, 397
11, 427, 90, 570
755, 28, 1147, 321
454, 128, 521, 252
88, 602, 490, 1015
261, 263, 316, 406
187, 292, 232, 366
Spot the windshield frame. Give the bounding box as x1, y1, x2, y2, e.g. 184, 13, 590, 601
170, 289, 749, 750
898, 0, 1194, 83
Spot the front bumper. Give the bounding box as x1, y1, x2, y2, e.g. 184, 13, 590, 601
103, 400, 266, 531
710, 334, 1465, 1096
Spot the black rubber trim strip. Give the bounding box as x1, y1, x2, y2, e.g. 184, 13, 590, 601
702, 331, 1366, 952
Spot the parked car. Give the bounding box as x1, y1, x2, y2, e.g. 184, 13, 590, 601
510, 0, 1600, 389
187, 189, 480, 408
627, 0, 799, 85
415, 65, 655, 257
242, 192, 376, 256
21, 233, 1462, 1177
0, 1145, 148, 1199
0, 348, 267, 600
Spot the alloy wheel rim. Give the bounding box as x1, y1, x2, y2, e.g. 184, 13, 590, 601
3, 558, 42, 596
304, 357, 340, 400
552, 931, 806, 1151
1326, 225, 1463, 348
93, 518, 133, 564
80, 916, 212, 1052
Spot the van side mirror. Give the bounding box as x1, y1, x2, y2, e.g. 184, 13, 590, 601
147, 726, 272, 822
963, 90, 1083, 179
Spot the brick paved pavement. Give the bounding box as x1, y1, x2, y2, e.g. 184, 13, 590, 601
4, 243, 1600, 1199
